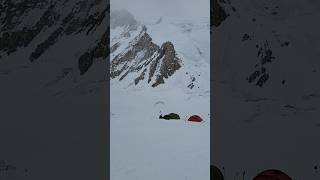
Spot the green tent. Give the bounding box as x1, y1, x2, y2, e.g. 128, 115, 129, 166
159, 113, 180, 120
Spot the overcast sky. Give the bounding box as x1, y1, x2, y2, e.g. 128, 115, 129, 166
111, 0, 210, 22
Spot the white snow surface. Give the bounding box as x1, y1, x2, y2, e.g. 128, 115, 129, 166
110, 16, 210, 180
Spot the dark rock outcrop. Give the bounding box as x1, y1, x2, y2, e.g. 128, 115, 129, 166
79, 30, 108, 75
110, 27, 182, 87
0, 0, 108, 76
110, 26, 159, 79
213, 0, 228, 27
150, 42, 181, 87
247, 41, 275, 87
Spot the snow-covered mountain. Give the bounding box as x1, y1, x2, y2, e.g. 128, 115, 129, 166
110, 9, 210, 96
110, 9, 210, 180
111, 24, 182, 88
0, 1, 108, 178
213, 0, 320, 179
0, 0, 108, 97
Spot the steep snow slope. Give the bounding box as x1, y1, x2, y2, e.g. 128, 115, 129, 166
146, 16, 210, 94
0, 0, 108, 95
110, 11, 210, 180
147, 16, 210, 64
110, 15, 210, 96
213, 0, 320, 179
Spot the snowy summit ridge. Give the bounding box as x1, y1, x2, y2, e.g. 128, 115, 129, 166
110, 9, 210, 93
110, 9, 182, 88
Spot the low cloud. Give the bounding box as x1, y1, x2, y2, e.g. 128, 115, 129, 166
111, 0, 209, 22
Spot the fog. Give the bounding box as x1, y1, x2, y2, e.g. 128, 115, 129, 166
111, 0, 210, 22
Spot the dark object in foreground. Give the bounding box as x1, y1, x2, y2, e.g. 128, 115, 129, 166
253, 169, 292, 180
211, 165, 224, 180
212, 0, 228, 27
159, 113, 180, 120
188, 115, 203, 122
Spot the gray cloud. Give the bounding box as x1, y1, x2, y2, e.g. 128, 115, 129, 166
111, 0, 209, 22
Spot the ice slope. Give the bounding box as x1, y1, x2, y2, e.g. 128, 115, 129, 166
110, 16, 210, 180
213, 0, 320, 179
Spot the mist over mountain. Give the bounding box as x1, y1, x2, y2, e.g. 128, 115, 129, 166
110, 9, 137, 29
111, 0, 209, 22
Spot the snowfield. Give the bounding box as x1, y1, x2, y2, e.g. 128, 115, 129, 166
146, 16, 210, 64
110, 15, 210, 180
110, 87, 210, 180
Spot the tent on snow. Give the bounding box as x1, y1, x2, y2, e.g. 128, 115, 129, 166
253, 169, 292, 180
159, 113, 180, 120
188, 115, 203, 122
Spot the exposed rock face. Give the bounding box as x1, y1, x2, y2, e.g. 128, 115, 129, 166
79, 30, 108, 75
0, 1, 58, 56
110, 42, 120, 53
110, 26, 159, 80
213, 0, 228, 27
110, 25, 182, 87
0, 0, 108, 76
149, 42, 181, 87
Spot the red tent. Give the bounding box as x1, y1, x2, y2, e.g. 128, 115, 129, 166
253, 169, 292, 180
188, 115, 203, 122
